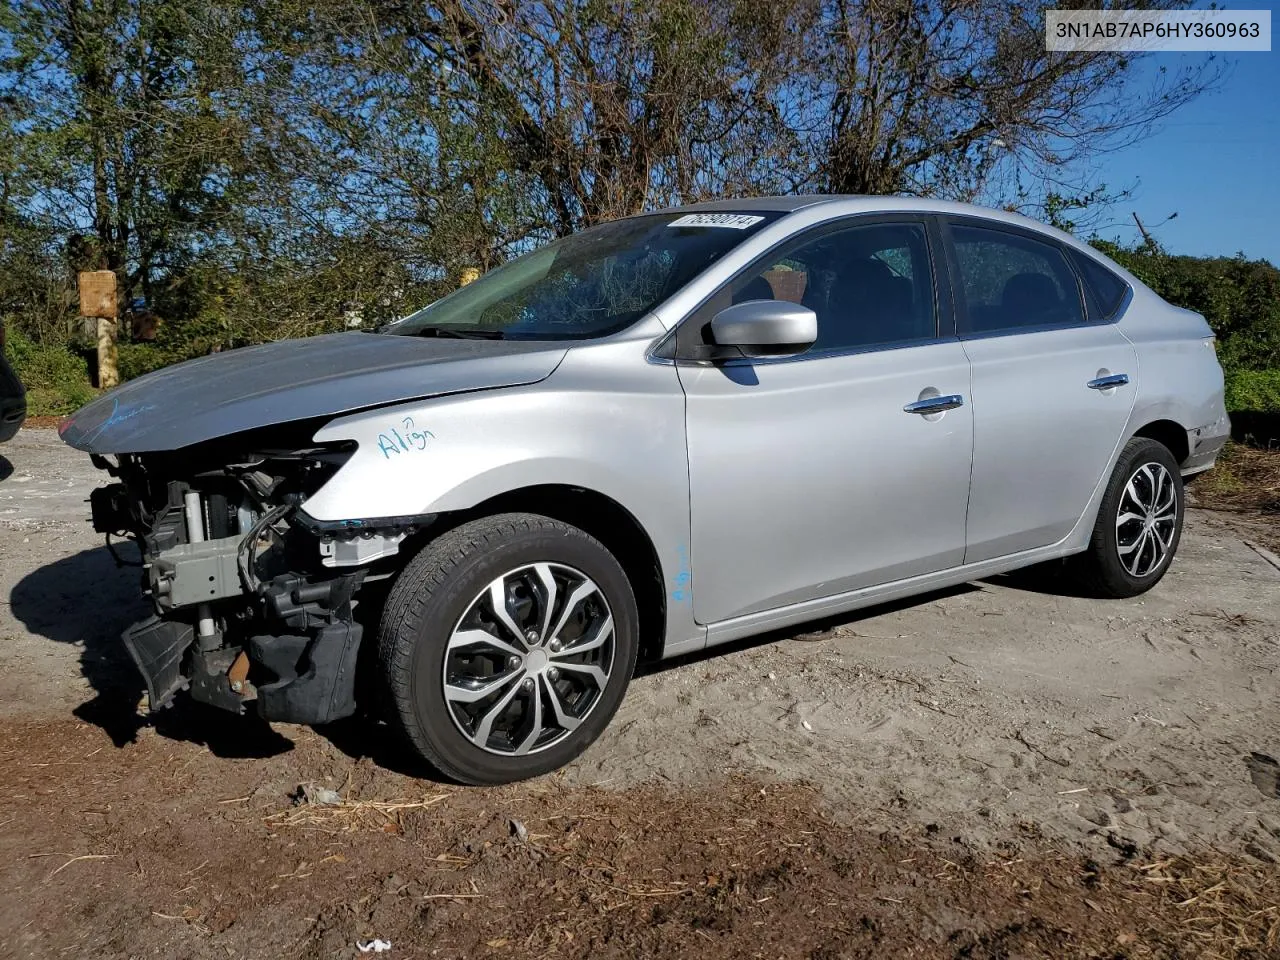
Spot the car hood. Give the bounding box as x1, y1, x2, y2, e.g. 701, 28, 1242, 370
60, 332, 568, 454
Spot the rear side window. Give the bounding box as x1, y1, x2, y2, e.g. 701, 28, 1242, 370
949, 224, 1086, 335
1069, 249, 1129, 321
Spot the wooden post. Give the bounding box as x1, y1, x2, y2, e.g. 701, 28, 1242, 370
1132, 212, 1157, 250
78, 270, 119, 388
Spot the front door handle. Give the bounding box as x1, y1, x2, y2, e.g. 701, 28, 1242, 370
1087, 373, 1130, 390
903, 394, 965, 415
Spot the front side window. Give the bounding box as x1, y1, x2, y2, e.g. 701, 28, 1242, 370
680, 220, 937, 356
384, 212, 780, 341
950, 224, 1086, 335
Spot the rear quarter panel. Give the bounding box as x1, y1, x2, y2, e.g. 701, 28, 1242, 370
1119, 290, 1229, 461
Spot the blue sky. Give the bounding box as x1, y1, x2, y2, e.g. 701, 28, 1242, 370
1090, 40, 1279, 263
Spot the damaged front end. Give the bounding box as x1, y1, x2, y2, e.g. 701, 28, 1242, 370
90, 431, 424, 724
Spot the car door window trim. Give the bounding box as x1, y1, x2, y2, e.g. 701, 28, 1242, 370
708, 333, 960, 368
1068, 247, 1134, 323
951, 284, 1133, 342
654, 213, 954, 364
940, 216, 1096, 340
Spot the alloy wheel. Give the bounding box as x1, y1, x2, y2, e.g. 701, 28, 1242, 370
1115, 461, 1178, 578
441, 562, 615, 755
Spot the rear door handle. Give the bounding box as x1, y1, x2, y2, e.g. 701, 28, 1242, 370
1087, 374, 1130, 390
903, 394, 965, 415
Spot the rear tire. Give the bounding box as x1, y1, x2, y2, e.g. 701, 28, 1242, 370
377, 512, 638, 785
1070, 437, 1184, 598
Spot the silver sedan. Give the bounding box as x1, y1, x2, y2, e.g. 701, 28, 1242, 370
62, 196, 1230, 784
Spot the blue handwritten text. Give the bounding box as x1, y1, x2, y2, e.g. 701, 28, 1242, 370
377, 417, 436, 459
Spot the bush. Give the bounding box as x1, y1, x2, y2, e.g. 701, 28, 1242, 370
3, 329, 98, 415
23, 383, 98, 416
1225, 369, 1280, 415
1092, 242, 1280, 375
1225, 368, 1280, 446
5, 328, 89, 388
117, 342, 179, 381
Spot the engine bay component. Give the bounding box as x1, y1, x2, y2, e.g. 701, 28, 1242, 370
122, 616, 194, 711
89, 483, 133, 535
148, 535, 243, 608
188, 646, 248, 713
252, 621, 364, 725
85, 434, 384, 727
319, 530, 406, 567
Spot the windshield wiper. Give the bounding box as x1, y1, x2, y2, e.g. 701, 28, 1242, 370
403, 325, 505, 340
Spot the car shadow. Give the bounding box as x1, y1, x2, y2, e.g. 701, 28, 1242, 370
0, 454, 13, 482
9, 544, 294, 759
313, 715, 445, 781
316, 583, 992, 781
979, 559, 1101, 598
637, 582, 979, 678
9, 544, 1084, 778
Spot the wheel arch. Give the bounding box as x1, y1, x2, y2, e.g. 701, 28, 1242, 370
1130, 418, 1190, 465
424, 484, 667, 663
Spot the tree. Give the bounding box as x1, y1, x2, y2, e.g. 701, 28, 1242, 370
1, 1, 262, 313
377, 0, 805, 235
0, 0, 1226, 363
784, 0, 1220, 219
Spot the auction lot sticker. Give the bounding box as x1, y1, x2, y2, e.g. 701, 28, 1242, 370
1047, 10, 1270, 52
668, 214, 766, 229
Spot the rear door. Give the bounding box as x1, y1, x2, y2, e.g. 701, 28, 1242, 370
943, 218, 1137, 563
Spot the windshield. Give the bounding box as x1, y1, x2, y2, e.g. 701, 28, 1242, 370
383, 211, 782, 340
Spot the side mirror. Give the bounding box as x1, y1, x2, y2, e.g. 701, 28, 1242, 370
709, 300, 817, 359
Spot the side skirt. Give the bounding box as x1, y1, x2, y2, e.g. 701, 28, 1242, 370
697, 540, 1088, 651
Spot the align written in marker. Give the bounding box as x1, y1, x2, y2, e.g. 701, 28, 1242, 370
377, 416, 435, 459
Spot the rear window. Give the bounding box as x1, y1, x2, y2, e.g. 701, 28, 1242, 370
1069, 250, 1129, 321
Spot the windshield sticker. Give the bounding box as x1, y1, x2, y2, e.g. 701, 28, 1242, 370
667, 213, 765, 230
377, 416, 435, 459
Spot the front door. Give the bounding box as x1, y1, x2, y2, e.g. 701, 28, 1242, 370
676, 218, 974, 625
943, 219, 1138, 562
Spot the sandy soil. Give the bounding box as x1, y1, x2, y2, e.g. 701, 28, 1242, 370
1, 428, 1278, 958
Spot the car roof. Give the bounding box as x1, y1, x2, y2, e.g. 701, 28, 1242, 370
649, 195, 843, 214
648, 194, 1062, 236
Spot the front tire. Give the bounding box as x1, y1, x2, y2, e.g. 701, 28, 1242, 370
377, 513, 638, 785
1071, 437, 1185, 598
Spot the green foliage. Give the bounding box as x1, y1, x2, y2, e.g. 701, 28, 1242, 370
5, 329, 89, 389
116, 343, 179, 382
0, 0, 1257, 424
3, 329, 97, 415
23, 383, 98, 417
1092, 241, 1280, 375
1225, 369, 1280, 415
0, 220, 78, 345
1095, 237, 1280, 444
0, 0, 1227, 364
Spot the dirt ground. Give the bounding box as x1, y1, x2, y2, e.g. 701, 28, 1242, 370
1, 427, 1278, 959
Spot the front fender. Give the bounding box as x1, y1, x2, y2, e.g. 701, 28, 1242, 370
304, 388, 684, 525
302, 337, 704, 657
